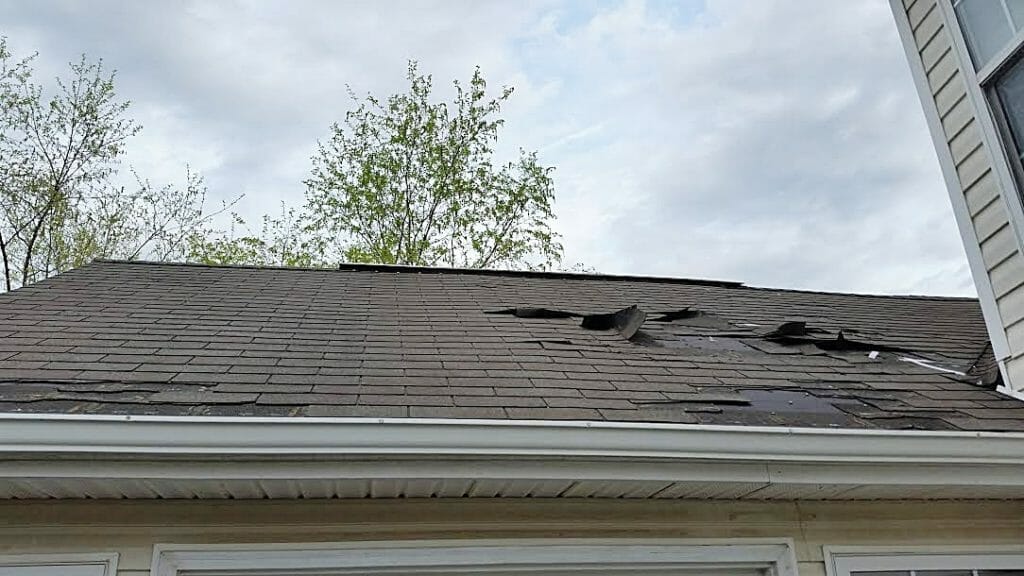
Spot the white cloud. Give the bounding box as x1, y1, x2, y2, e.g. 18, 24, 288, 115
0, 0, 973, 295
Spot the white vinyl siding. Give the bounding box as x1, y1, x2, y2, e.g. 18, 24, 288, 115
975, 195, 1011, 241
998, 290, 1024, 327
966, 172, 1002, 216
1005, 352, 1024, 383
990, 251, 1024, 295
909, 0, 936, 29
943, 92, 975, 137
950, 119, 984, 164
0, 500, 1021, 576
982, 224, 1018, 269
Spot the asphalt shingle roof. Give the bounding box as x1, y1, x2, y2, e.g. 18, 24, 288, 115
1, 260, 1022, 430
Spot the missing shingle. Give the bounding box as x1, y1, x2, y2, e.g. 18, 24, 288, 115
763, 322, 911, 354
661, 335, 755, 352
486, 308, 580, 319
580, 305, 647, 339
650, 308, 736, 330
764, 321, 828, 338
650, 309, 702, 322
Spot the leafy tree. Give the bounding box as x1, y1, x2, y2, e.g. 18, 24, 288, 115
305, 61, 562, 270
0, 38, 229, 291
186, 204, 319, 268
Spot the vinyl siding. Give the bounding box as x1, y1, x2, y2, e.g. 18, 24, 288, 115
949, 117, 982, 164
990, 251, 1024, 297
982, 224, 1017, 270
0, 499, 1021, 576
1000, 287, 1024, 326
1007, 353, 1024, 386
900, 0, 1024, 376
966, 171, 1001, 217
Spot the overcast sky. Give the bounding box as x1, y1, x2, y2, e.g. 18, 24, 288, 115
0, 0, 975, 296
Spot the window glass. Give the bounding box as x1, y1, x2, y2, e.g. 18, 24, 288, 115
1009, 0, 1024, 30
995, 56, 1024, 162
957, 0, 1015, 67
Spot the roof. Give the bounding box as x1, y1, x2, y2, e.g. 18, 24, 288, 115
0, 260, 1021, 431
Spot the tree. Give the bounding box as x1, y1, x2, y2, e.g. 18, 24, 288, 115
0, 38, 229, 291
186, 203, 319, 268
305, 61, 562, 270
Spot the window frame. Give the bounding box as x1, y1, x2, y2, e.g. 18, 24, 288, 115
824, 546, 1024, 576
0, 553, 119, 576
151, 539, 799, 576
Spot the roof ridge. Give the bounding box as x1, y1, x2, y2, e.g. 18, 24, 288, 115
738, 283, 979, 302
90, 259, 744, 288
88, 259, 979, 301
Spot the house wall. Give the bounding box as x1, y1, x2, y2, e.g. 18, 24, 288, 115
893, 0, 1024, 391
0, 499, 1021, 576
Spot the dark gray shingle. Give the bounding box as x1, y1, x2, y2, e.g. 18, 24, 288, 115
0, 259, 1020, 430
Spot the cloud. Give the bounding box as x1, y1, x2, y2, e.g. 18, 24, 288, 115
0, 0, 974, 295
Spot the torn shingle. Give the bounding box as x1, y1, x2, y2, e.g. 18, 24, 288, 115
486, 308, 579, 319
580, 305, 647, 339
650, 309, 703, 322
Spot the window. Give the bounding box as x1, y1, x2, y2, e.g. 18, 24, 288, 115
152, 540, 798, 576
954, 0, 1024, 68
825, 548, 1024, 576
0, 554, 118, 576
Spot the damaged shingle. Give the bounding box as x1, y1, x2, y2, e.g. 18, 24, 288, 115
655, 309, 737, 331
765, 321, 823, 338
0, 260, 1017, 432
763, 321, 911, 354
963, 341, 1003, 389
650, 309, 703, 322
486, 308, 579, 319
580, 305, 647, 339
636, 391, 751, 405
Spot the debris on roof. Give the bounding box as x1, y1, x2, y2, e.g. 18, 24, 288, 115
0, 260, 1021, 431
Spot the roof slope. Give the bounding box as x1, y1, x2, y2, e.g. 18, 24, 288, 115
0, 260, 1022, 430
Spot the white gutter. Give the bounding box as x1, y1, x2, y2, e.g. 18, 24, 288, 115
2, 414, 1024, 499
1, 413, 1023, 463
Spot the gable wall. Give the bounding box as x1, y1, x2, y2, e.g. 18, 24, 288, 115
895, 0, 1024, 390
0, 499, 1021, 576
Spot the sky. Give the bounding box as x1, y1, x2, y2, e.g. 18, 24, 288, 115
0, 0, 976, 296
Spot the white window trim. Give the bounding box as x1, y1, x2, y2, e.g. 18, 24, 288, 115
824, 546, 1024, 576
0, 553, 119, 576
151, 539, 798, 576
